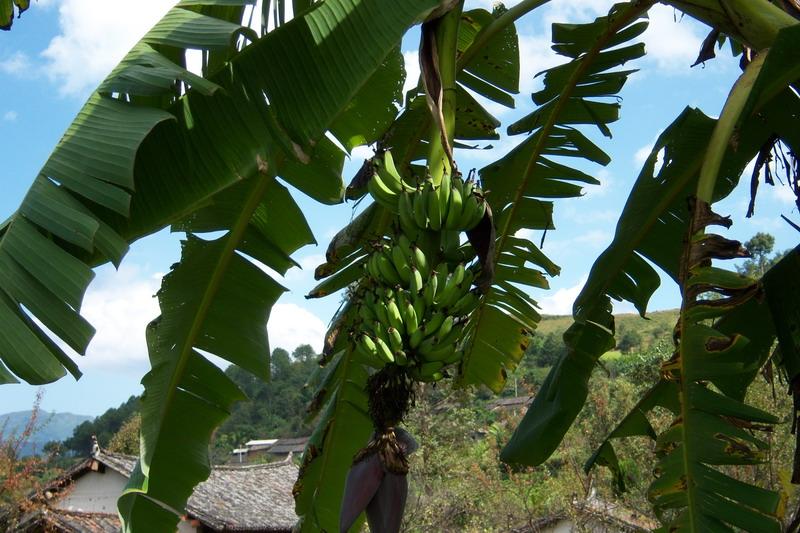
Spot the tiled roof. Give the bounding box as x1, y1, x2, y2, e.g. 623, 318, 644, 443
17, 508, 120, 533
39, 450, 298, 531
187, 461, 299, 531
266, 437, 308, 455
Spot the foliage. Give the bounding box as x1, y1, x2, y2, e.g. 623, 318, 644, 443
1, 0, 799, 530
737, 232, 789, 278
63, 395, 139, 456
108, 414, 142, 456
0, 392, 63, 529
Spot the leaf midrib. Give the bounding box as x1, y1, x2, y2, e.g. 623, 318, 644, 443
145, 168, 273, 472
460, 1, 655, 377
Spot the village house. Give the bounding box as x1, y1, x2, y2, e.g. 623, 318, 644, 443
9, 443, 299, 532
230, 437, 309, 464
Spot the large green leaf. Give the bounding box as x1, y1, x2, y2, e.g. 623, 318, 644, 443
501, 83, 800, 467
119, 175, 308, 530
294, 324, 372, 532
458, 2, 648, 394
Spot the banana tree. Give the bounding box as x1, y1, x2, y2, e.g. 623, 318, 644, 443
1, 0, 799, 532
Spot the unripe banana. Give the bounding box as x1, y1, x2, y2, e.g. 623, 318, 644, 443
409, 327, 425, 350
402, 299, 419, 335
449, 290, 479, 317
439, 170, 451, 224
387, 327, 403, 352
374, 336, 395, 364
412, 187, 428, 229
394, 349, 409, 366
426, 181, 442, 231
409, 267, 423, 294
444, 182, 463, 230
390, 245, 411, 285
422, 311, 445, 338
435, 315, 454, 340
412, 293, 426, 323
386, 299, 404, 335
411, 245, 429, 279
398, 191, 417, 236
423, 273, 438, 306
376, 254, 402, 286
367, 172, 399, 213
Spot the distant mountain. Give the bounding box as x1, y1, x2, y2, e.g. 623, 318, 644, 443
0, 410, 92, 456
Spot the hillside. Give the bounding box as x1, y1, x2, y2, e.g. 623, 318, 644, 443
0, 410, 92, 456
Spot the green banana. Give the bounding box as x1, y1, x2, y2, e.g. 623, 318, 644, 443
394, 349, 408, 366
449, 290, 479, 317
412, 294, 426, 327
409, 327, 425, 350
376, 254, 402, 286
398, 191, 417, 236
402, 299, 419, 335
411, 245, 429, 279
367, 171, 399, 212
444, 182, 463, 230
454, 192, 479, 230
412, 187, 428, 229
379, 151, 413, 193
426, 181, 442, 231
435, 315, 454, 340
439, 170, 451, 225
387, 327, 403, 352
409, 267, 423, 294
390, 245, 411, 285
423, 272, 438, 306
421, 311, 445, 338
374, 336, 395, 364
386, 299, 404, 335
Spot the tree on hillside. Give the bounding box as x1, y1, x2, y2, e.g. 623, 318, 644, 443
736, 232, 789, 278
616, 330, 643, 355
1, 1, 799, 531
63, 396, 139, 455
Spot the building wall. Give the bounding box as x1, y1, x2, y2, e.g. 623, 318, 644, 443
53, 468, 198, 532
54, 469, 128, 514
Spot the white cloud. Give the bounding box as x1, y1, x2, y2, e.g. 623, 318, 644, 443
634, 142, 654, 167
517, 34, 561, 95
41, 0, 178, 97
537, 276, 587, 315
641, 4, 704, 72
0, 51, 32, 76
402, 50, 420, 99
267, 303, 326, 353
77, 265, 160, 370
771, 184, 797, 206
3, 110, 18, 121
285, 253, 326, 283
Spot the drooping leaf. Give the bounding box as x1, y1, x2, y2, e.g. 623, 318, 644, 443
459, 2, 647, 394
502, 86, 794, 465
294, 322, 372, 532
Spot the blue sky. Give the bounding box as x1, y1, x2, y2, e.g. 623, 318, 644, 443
1, 0, 797, 418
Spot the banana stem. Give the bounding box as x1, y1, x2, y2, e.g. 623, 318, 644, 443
663, 0, 797, 51
425, 3, 462, 186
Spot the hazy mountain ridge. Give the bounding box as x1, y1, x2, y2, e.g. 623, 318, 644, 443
0, 410, 92, 456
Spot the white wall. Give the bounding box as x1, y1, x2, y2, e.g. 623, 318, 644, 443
55, 469, 128, 514
54, 467, 197, 532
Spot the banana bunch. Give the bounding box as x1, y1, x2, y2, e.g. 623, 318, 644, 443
366, 151, 414, 213
354, 250, 480, 381
365, 151, 487, 233
397, 172, 487, 235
